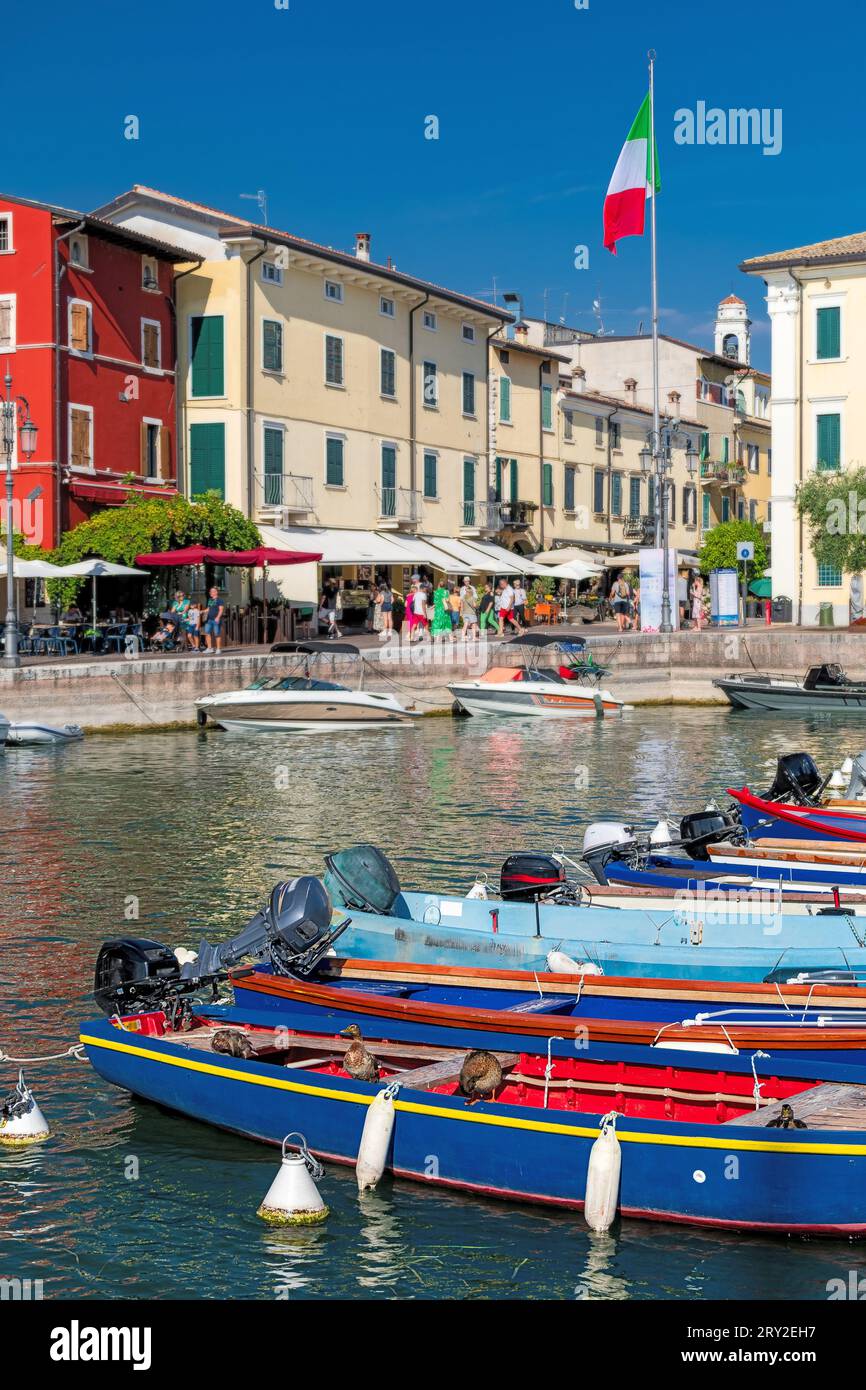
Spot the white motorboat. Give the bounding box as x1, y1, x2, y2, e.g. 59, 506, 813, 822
4, 721, 84, 745
0, 712, 10, 746
449, 634, 625, 719
195, 640, 420, 732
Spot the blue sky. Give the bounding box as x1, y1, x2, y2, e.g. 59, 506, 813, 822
6, 0, 865, 369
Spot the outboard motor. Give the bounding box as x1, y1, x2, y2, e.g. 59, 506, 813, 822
847, 753, 866, 800
581, 822, 639, 885
678, 810, 737, 860
323, 844, 401, 914
500, 853, 566, 902
94, 938, 182, 1016
762, 752, 825, 806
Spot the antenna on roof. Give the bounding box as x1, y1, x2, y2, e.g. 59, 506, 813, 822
592, 294, 606, 336
559, 292, 569, 325
239, 189, 268, 224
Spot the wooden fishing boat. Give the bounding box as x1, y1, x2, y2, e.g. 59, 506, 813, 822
229, 958, 866, 1064
80, 1009, 866, 1234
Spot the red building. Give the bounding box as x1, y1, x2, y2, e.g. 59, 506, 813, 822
0, 193, 189, 550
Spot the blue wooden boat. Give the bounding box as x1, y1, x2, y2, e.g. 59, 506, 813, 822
80, 1009, 866, 1235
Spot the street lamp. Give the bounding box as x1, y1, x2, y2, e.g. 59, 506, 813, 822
640, 419, 693, 634
2, 367, 39, 670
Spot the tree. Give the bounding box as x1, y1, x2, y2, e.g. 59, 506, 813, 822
698, 519, 768, 578
797, 468, 866, 574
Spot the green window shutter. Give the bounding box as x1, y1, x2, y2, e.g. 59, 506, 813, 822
817, 306, 840, 360
423, 453, 437, 498
493, 457, 503, 501
325, 335, 344, 385
722, 496, 730, 522
463, 458, 475, 501
462, 372, 475, 414
611, 474, 622, 515
564, 467, 575, 511
702, 491, 710, 529
721, 436, 729, 464
263, 320, 282, 373
629, 476, 641, 517
817, 412, 841, 470
509, 459, 518, 502
541, 386, 553, 430
381, 444, 396, 492
499, 376, 511, 422
542, 462, 553, 506
191, 316, 225, 397
326, 436, 344, 486
381, 349, 396, 397
189, 423, 225, 498
593, 469, 605, 513
700, 432, 709, 462
263, 426, 283, 475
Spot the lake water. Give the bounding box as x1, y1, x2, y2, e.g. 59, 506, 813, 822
3, 709, 866, 1301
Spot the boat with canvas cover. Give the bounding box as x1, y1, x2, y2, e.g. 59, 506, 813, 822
195, 641, 419, 732
1, 717, 84, 745
80, 1005, 866, 1234
715, 663, 866, 712
449, 634, 625, 718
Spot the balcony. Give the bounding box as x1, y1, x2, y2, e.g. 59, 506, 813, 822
621, 514, 655, 541
498, 500, 538, 531
255, 472, 315, 524
461, 500, 502, 535
700, 461, 745, 486
376, 485, 421, 529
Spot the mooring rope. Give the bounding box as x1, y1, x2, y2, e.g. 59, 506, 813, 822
0, 1043, 86, 1066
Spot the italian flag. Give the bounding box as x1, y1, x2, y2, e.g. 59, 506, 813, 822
603, 92, 661, 254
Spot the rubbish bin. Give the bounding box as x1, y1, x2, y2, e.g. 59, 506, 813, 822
772, 595, 793, 623
819, 601, 835, 628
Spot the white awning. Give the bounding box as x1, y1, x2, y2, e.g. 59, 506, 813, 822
533, 546, 606, 567
425, 535, 545, 575
258, 525, 448, 566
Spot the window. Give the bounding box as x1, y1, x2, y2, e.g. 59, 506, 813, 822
262, 261, 283, 286
423, 452, 438, 499
818, 562, 842, 587
667, 481, 676, 524
462, 371, 476, 416
721, 496, 730, 522
423, 360, 438, 408
816, 305, 841, 360
325, 334, 344, 386
817, 412, 841, 471
380, 347, 396, 398
325, 434, 345, 487
379, 296, 395, 318
263, 425, 284, 504
0, 296, 15, 351
747, 443, 759, 473
263, 318, 283, 373
190, 315, 224, 397
564, 466, 576, 511
0, 214, 13, 253
563, 410, 573, 441
702, 492, 711, 529
69, 235, 89, 269
611, 473, 622, 516
610, 420, 621, 449
646, 476, 656, 517
684, 484, 697, 526
629, 476, 641, 517
542, 462, 553, 506
141, 319, 161, 371
541, 386, 553, 431
737, 498, 745, 521
69, 405, 93, 469
499, 375, 511, 423
499, 349, 509, 364
593, 468, 605, 514
749, 499, 757, 524
189, 422, 225, 498
142, 419, 162, 479
69, 299, 92, 355
462, 458, 475, 525
595, 418, 604, 446
768, 448, 772, 476
767, 501, 772, 522
324, 279, 343, 303
461, 323, 476, 343
142, 257, 159, 290
380, 445, 397, 515
423, 310, 437, 331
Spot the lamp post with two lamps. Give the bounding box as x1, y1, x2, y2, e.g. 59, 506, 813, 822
2, 366, 39, 670
639, 422, 698, 634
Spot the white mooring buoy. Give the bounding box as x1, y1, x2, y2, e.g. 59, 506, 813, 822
257, 1133, 328, 1226
546, 950, 603, 977
0, 1072, 50, 1146
356, 1083, 399, 1192
584, 1111, 622, 1232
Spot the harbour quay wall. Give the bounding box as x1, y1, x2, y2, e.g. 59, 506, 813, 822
0, 626, 862, 731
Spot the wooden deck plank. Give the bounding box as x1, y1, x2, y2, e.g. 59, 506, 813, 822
727, 1081, 866, 1130
387, 1051, 519, 1092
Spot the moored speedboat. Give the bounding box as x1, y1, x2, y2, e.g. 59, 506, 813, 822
449, 634, 624, 718
715, 663, 866, 712
195, 640, 419, 732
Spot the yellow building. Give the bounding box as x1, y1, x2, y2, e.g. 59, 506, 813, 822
742, 233, 866, 624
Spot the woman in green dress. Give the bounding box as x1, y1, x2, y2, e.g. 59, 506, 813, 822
431, 582, 452, 638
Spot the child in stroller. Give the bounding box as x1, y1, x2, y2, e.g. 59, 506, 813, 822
151, 612, 186, 651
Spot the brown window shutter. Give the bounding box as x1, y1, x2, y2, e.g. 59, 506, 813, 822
71, 410, 89, 467
0, 302, 9, 348
143, 323, 159, 368
140, 421, 147, 473
70, 303, 89, 351
159, 427, 171, 480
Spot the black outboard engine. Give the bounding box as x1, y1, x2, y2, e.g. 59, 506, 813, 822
678, 810, 738, 860
762, 752, 825, 806
93, 875, 344, 1017
500, 853, 567, 902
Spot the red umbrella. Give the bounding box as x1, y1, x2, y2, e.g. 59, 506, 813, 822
134, 545, 322, 639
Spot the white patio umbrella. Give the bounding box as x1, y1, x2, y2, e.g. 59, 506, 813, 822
53, 558, 149, 632
0, 558, 66, 578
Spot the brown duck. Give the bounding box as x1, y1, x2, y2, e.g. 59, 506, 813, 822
340, 1025, 381, 1083
765, 1103, 807, 1130
458, 1050, 503, 1104
211, 1028, 256, 1060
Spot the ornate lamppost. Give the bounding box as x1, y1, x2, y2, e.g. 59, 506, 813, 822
639, 423, 698, 633
2, 367, 39, 669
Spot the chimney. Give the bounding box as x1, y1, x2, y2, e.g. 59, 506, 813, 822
355, 232, 371, 262
572, 366, 586, 394
514, 322, 529, 344
667, 390, 681, 413
624, 377, 637, 404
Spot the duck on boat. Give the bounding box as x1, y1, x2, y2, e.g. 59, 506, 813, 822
449, 634, 625, 719
195, 641, 419, 732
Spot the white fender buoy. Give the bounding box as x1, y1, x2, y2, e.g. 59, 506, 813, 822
0, 1072, 50, 1146
465, 879, 489, 900
546, 950, 603, 977
584, 1111, 621, 1232
257, 1133, 328, 1226
174, 947, 198, 967
356, 1083, 399, 1192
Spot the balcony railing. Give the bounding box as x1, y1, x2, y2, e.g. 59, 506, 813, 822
255, 472, 315, 517
461, 500, 501, 532
376, 485, 421, 526
700, 461, 745, 485
498, 500, 538, 530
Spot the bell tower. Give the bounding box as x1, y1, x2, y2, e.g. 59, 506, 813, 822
714, 294, 751, 364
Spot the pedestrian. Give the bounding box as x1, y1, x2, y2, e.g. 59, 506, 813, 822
690, 574, 706, 632
379, 579, 393, 636
497, 577, 521, 636
431, 581, 452, 639
609, 574, 632, 633
370, 584, 384, 634
410, 579, 429, 641
186, 600, 203, 652
460, 576, 479, 640
203, 586, 225, 655
478, 581, 497, 635
447, 584, 462, 637
513, 579, 528, 629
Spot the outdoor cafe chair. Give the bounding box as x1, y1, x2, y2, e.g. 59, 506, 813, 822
102, 623, 129, 655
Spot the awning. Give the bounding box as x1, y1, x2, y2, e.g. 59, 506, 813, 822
68, 477, 179, 504
533, 545, 608, 568
602, 549, 701, 570
258, 525, 479, 572
135, 545, 320, 567
424, 535, 544, 575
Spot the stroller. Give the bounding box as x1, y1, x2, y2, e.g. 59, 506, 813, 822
150, 613, 187, 652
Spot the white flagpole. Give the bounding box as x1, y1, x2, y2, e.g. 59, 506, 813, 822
648, 48, 671, 631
